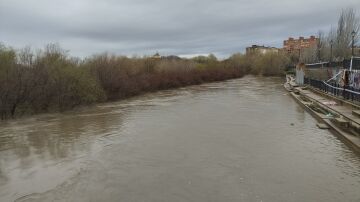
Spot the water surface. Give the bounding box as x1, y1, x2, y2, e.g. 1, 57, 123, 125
0, 76, 359, 202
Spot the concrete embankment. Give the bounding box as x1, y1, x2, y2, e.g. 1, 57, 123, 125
285, 75, 360, 154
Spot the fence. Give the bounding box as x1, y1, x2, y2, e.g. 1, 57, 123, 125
304, 77, 360, 103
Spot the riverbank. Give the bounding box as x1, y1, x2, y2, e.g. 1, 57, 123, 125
285, 75, 360, 154
0, 43, 291, 120
0, 44, 246, 120
0, 69, 245, 120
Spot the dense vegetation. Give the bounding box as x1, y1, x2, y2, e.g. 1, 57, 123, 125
1, 44, 291, 119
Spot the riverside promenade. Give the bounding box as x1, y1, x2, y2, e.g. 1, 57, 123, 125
285, 75, 360, 153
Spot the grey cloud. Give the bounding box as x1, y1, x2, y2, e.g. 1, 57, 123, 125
0, 0, 359, 58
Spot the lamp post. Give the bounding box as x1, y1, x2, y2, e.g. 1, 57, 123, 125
330, 40, 333, 63
352, 30, 356, 57
317, 39, 321, 62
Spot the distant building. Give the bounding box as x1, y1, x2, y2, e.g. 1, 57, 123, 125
150, 53, 182, 60
283, 36, 318, 54
151, 52, 161, 59
246, 45, 279, 55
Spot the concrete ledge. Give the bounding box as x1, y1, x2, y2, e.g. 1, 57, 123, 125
317, 123, 330, 129
352, 110, 360, 117
285, 82, 360, 154
334, 117, 349, 128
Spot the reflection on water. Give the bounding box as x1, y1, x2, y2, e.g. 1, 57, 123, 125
0, 76, 359, 202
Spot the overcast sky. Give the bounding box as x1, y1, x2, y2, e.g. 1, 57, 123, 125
0, 0, 359, 58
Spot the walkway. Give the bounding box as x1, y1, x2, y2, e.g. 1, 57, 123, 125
287, 75, 360, 152
298, 87, 360, 125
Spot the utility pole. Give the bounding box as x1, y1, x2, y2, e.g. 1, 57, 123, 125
352, 30, 356, 57
317, 38, 321, 62
330, 40, 333, 63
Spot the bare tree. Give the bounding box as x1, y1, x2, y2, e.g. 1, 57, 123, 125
317, 30, 325, 62
332, 8, 360, 59
301, 46, 317, 63
17, 46, 34, 67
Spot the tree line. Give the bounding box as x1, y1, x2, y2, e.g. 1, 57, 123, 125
0, 43, 291, 119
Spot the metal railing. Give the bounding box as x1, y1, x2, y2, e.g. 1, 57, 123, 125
304, 77, 360, 102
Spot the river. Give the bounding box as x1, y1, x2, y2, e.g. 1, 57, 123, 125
0, 76, 359, 202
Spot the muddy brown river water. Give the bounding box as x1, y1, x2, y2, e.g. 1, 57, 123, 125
0, 76, 359, 202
